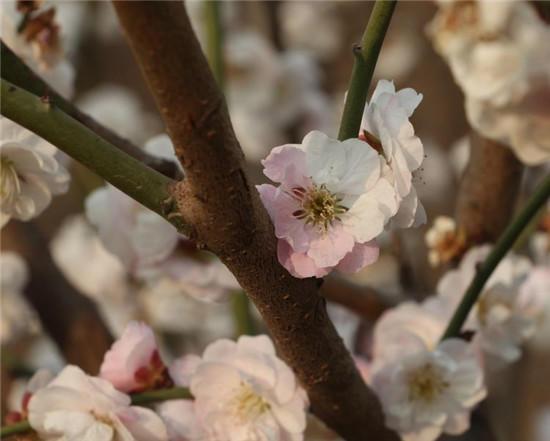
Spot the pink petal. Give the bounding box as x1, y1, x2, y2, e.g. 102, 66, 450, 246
277, 239, 329, 279
336, 240, 380, 274
261, 145, 309, 189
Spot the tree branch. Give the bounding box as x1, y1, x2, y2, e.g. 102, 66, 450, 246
0, 80, 192, 236
456, 133, 524, 247
2, 222, 113, 374
338, 1, 397, 141
0, 40, 181, 179
113, 2, 397, 439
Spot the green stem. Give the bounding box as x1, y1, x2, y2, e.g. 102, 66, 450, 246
0, 420, 31, 437
204, 1, 224, 90
231, 291, 256, 336
337, 1, 397, 141
441, 174, 550, 341
0, 387, 192, 437
0, 79, 189, 235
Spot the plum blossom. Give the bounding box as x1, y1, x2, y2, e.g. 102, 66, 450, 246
178, 335, 308, 440
156, 400, 206, 441
428, 1, 550, 165
5, 368, 53, 424
258, 130, 398, 278
0, 1, 75, 98
100, 322, 171, 393
1, 117, 70, 227
360, 79, 426, 228
425, 216, 466, 267
371, 338, 486, 441
85, 183, 179, 273
0, 251, 40, 343
28, 365, 167, 440
436, 245, 545, 362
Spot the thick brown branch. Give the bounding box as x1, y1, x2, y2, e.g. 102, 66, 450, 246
2, 222, 113, 374
0, 40, 180, 180
456, 132, 524, 247
113, 2, 397, 439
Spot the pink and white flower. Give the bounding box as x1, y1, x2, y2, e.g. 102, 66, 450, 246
436, 245, 543, 362
5, 368, 53, 424
182, 335, 308, 440
1, 118, 70, 228
258, 130, 398, 278
28, 365, 168, 440
360, 79, 426, 228
100, 322, 170, 393
372, 338, 486, 441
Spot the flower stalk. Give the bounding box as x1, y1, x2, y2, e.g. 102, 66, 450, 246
337, 0, 397, 141
0, 79, 191, 236
0, 387, 192, 437
441, 174, 550, 341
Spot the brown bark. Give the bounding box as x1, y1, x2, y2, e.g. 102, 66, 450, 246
2, 222, 113, 374
113, 2, 397, 439
0, 40, 180, 180
456, 132, 524, 247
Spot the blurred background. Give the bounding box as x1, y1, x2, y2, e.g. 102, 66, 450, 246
1, 1, 549, 440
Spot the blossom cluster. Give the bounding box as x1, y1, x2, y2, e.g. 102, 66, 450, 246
429, 0, 550, 165
10, 324, 308, 441
258, 79, 426, 278
364, 245, 549, 441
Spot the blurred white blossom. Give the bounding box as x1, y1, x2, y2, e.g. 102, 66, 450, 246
425, 216, 465, 267
0, 251, 40, 344
429, 0, 550, 165
1, 118, 70, 227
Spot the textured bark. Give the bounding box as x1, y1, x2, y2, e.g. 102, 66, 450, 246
456, 133, 524, 247
2, 222, 113, 374
0, 40, 180, 179
113, 2, 397, 439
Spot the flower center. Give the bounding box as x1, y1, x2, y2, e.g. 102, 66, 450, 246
292, 184, 347, 232
407, 363, 449, 403
0, 156, 21, 204
230, 382, 270, 423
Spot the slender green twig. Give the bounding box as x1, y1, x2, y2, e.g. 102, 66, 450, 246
0, 40, 179, 178
231, 291, 256, 336
204, 1, 224, 89
441, 175, 550, 341
0, 420, 31, 437
0, 79, 190, 235
337, 1, 397, 141
0, 387, 192, 437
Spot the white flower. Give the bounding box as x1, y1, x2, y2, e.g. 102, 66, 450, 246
156, 400, 207, 441
85, 184, 179, 273
437, 245, 543, 362
77, 85, 160, 144
425, 216, 466, 267
50, 215, 138, 336
361, 80, 426, 228
372, 301, 447, 365
0, 1, 75, 98
279, 2, 342, 61
28, 365, 168, 441
139, 277, 234, 341
428, 1, 550, 165
187, 335, 308, 440
0, 251, 40, 343
1, 118, 70, 227
6, 368, 53, 423
372, 338, 486, 441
